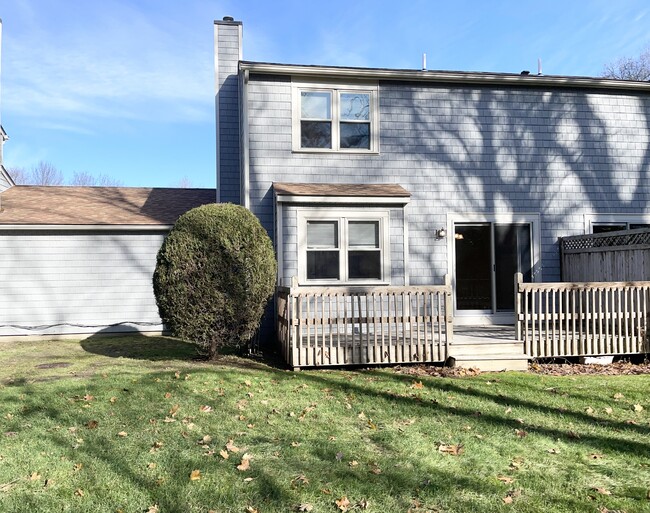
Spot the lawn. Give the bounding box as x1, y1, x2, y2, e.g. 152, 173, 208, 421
0, 336, 649, 513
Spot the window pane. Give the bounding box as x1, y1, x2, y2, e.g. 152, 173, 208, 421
301, 121, 332, 148
593, 224, 626, 233
301, 91, 331, 119
340, 93, 369, 121
348, 250, 381, 279
349, 221, 379, 247
340, 122, 370, 149
307, 251, 339, 279
307, 221, 338, 248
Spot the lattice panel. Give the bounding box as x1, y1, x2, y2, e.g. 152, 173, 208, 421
563, 230, 650, 251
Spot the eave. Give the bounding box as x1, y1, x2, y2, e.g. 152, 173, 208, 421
240, 61, 650, 93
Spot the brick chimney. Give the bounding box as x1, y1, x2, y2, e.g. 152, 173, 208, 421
214, 17, 242, 204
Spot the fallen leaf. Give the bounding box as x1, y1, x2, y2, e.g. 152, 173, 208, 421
109, 397, 117, 404
370, 467, 382, 475
633, 404, 644, 412
243, 477, 254, 482
589, 453, 604, 459
74, 489, 84, 497
626, 419, 640, 425
547, 448, 560, 454
226, 440, 240, 453
585, 407, 594, 414
335, 496, 351, 512
245, 507, 258, 513
29, 472, 41, 481
515, 429, 528, 438
357, 499, 370, 509
503, 495, 513, 504
219, 450, 229, 459
150, 441, 163, 451
438, 443, 464, 455
290, 441, 302, 447
237, 454, 251, 471
164, 392, 172, 399
83, 394, 93, 402
200, 405, 213, 413
505, 407, 512, 414
147, 463, 156, 469
189, 469, 201, 481
85, 420, 98, 429
604, 407, 613, 415
169, 404, 180, 417
296, 503, 313, 512
497, 476, 514, 483
613, 393, 624, 399
73, 463, 83, 472
291, 474, 309, 486
348, 460, 359, 467
411, 381, 424, 389
117, 431, 128, 437
174, 371, 180, 379
147, 506, 159, 513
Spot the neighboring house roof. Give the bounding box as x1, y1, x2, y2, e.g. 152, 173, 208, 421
273, 182, 410, 198
0, 186, 216, 226
241, 61, 650, 93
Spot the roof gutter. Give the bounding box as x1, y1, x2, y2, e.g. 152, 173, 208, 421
240, 61, 650, 93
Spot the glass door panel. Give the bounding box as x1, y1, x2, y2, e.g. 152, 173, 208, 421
455, 224, 492, 310
494, 224, 531, 311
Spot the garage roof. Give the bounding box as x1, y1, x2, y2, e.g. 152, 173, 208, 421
0, 186, 216, 226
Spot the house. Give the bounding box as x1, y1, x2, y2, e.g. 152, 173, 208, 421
214, 17, 650, 368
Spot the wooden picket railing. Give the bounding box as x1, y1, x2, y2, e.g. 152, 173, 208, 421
515, 273, 650, 358
276, 278, 453, 369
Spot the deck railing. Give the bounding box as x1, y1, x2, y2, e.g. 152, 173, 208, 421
515, 273, 650, 358
277, 277, 453, 369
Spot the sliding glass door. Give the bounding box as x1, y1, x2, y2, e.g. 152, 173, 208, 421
454, 222, 532, 313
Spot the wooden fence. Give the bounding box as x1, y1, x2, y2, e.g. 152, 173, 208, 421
515, 273, 650, 358
561, 228, 650, 282
277, 278, 453, 369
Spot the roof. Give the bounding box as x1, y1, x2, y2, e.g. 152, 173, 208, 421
241, 61, 650, 93
273, 182, 410, 197
0, 186, 216, 226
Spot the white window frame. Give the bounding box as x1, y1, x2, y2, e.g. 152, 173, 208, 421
297, 208, 390, 285
584, 214, 650, 233
292, 80, 379, 154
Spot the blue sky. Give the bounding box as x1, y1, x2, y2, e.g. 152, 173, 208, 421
1, 0, 649, 188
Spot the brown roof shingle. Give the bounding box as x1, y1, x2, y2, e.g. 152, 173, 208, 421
273, 182, 410, 197
0, 186, 216, 226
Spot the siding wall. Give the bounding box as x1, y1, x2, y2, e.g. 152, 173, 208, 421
245, 76, 650, 286
0, 165, 11, 191
0, 229, 167, 337
215, 20, 241, 204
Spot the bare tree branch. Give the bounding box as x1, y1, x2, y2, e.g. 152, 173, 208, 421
30, 161, 64, 185
602, 47, 650, 81
6, 167, 30, 185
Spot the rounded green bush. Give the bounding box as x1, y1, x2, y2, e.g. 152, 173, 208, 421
153, 203, 277, 359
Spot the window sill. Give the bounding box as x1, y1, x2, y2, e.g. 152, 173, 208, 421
291, 148, 380, 155
299, 280, 390, 287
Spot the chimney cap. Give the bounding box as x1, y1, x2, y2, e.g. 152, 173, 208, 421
520, 70, 530, 76
223, 16, 235, 21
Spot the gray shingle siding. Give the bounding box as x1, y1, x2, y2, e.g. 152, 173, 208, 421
246, 76, 650, 285
0, 230, 167, 336
215, 22, 241, 204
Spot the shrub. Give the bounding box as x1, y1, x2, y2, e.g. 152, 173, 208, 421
153, 203, 277, 359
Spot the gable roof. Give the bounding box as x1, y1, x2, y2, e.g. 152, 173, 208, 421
0, 186, 216, 226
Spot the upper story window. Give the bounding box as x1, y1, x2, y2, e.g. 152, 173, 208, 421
293, 82, 379, 153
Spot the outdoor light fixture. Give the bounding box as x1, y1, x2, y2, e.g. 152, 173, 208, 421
436, 228, 447, 239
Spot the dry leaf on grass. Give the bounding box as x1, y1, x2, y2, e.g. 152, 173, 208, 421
335, 496, 351, 512
497, 476, 514, 484
219, 450, 229, 459
237, 454, 251, 471
296, 504, 313, 512
226, 440, 239, 453
117, 431, 128, 437
515, 429, 528, 438
85, 420, 98, 429
189, 469, 201, 481
438, 443, 464, 455
199, 405, 213, 413
74, 489, 84, 497
591, 486, 611, 495
633, 404, 644, 412
169, 404, 180, 417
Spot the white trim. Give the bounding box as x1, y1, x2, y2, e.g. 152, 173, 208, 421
296, 207, 390, 286
0, 224, 172, 231
583, 213, 650, 233
276, 194, 409, 205
241, 68, 250, 209
291, 80, 379, 154
242, 61, 650, 93
402, 208, 410, 286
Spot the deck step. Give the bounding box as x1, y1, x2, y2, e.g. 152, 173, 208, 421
448, 338, 529, 372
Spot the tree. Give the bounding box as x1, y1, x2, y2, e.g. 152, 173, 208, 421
30, 161, 64, 185
602, 46, 650, 81
71, 171, 123, 186
6, 166, 29, 185
153, 203, 277, 360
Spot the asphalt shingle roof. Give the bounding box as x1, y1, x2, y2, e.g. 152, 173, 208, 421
0, 186, 216, 225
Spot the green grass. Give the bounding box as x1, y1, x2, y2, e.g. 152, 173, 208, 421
0, 336, 649, 513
